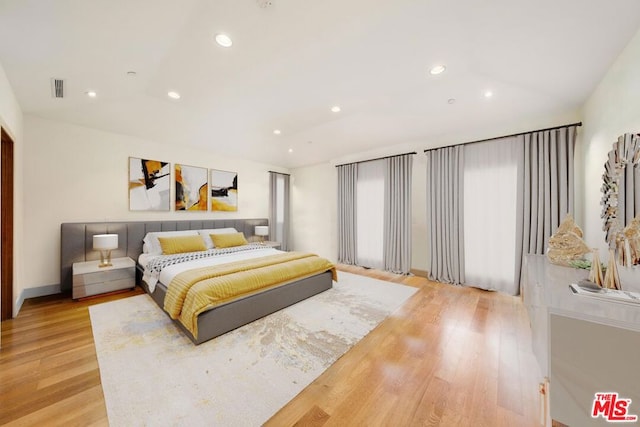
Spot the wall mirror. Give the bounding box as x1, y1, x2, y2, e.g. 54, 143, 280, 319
601, 133, 640, 264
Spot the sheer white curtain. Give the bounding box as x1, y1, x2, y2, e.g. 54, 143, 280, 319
463, 137, 520, 294
356, 159, 385, 269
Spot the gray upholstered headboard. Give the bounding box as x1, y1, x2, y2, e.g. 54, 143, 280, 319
60, 218, 268, 292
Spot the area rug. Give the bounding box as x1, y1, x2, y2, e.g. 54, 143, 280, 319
89, 272, 417, 427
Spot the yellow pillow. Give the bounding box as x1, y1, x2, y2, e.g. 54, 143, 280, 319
158, 235, 207, 254
210, 232, 248, 248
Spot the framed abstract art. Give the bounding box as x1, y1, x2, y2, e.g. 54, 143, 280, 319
175, 164, 208, 211
210, 169, 238, 211
128, 157, 171, 211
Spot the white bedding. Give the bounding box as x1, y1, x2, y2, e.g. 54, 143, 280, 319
140, 247, 282, 293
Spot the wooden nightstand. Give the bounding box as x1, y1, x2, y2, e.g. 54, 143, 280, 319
261, 241, 281, 249
72, 257, 136, 299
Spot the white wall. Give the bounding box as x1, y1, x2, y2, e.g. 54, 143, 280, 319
581, 27, 640, 254
0, 61, 24, 319
0, 65, 22, 142
290, 163, 337, 262
21, 115, 288, 295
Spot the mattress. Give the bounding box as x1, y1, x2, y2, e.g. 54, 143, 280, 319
139, 245, 281, 292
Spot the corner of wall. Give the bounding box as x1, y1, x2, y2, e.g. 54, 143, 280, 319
13, 283, 62, 317
14, 291, 24, 317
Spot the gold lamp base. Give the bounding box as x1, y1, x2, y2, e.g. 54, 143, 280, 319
98, 250, 113, 268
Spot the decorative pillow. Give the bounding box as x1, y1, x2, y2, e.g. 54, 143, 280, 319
197, 228, 238, 249
143, 230, 199, 254
157, 235, 207, 255
209, 232, 248, 248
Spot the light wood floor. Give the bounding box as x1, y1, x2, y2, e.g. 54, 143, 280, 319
0, 266, 544, 426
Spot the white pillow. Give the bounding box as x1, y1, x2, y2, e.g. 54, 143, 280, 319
143, 230, 199, 255
197, 228, 238, 249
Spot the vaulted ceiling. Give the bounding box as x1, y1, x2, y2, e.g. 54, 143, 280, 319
1, 0, 640, 168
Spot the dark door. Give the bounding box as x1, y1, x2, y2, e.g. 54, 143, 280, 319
1, 127, 14, 320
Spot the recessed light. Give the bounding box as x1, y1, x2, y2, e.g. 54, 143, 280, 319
167, 91, 181, 100
273, 129, 281, 135
430, 65, 446, 75
484, 90, 493, 98
288, 148, 293, 153
447, 98, 456, 104
126, 71, 137, 77
331, 106, 341, 113
215, 34, 233, 48
86, 90, 97, 98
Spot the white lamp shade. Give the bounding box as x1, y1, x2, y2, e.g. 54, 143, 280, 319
93, 234, 118, 250
255, 226, 269, 237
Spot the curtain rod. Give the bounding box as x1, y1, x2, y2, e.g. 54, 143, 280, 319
335, 151, 417, 168
268, 171, 291, 176
422, 122, 582, 153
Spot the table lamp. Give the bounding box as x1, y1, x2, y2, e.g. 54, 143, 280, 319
255, 226, 269, 244
93, 234, 118, 267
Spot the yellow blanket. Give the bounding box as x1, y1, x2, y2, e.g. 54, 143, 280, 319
163, 252, 336, 338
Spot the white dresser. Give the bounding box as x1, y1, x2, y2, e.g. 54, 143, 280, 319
523, 255, 640, 426
72, 257, 136, 299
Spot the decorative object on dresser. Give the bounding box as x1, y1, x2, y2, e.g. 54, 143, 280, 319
621, 215, 640, 265
255, 225, 269, 243
602, 248, 622, 290
128, 157, 171, 211
93, 234, 118, 268
588, 248, 604, 286
601, 132, 640, 265
546, 214, 590, 266
210, 169, 238, 211
175, 164, 208, 211
72, 257, 135, 299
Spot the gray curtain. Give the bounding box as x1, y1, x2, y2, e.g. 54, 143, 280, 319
269, 172, 290, 251
384, 154, 413, 274
426, 146, 465, 284
337, 163, 357, 264
515, 125, 576, 286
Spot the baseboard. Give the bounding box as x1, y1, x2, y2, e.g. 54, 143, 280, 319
15, 284, 62, 316
410, 268, 428, 278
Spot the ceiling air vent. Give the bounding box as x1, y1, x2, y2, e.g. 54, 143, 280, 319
50, 78, 64, 98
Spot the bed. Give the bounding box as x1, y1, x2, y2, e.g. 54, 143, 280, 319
60, 219, 335, 344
